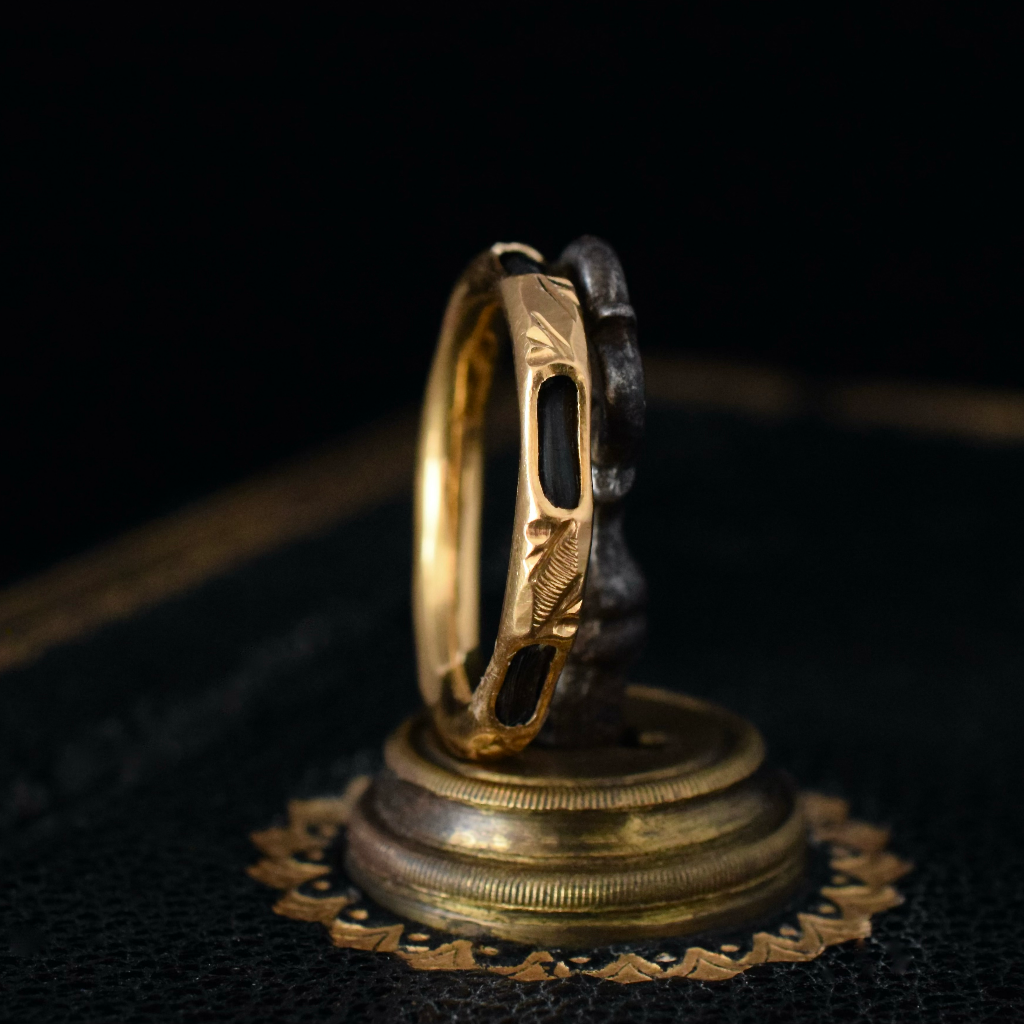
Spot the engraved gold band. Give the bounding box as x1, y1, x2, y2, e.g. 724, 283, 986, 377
413, 243, 593, 760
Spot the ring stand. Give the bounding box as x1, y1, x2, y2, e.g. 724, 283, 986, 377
346, 687, 804, 945
343, 237, 806, 945
249, 238, 910, 981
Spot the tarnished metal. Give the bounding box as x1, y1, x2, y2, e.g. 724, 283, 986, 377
540, 236, 648, 747
346, 686, 806, 945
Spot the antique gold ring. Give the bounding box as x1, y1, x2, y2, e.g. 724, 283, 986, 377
414, 243, 593, 761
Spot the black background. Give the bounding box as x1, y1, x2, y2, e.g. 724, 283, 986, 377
6, 9, 1018, 588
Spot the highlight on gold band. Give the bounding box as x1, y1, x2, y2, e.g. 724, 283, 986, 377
413, 242, 593, 760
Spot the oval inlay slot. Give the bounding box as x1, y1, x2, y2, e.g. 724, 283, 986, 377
494, 644, 556, 726
537, 375, 581, 509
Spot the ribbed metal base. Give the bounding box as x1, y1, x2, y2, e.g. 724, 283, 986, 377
346, 687, 806, 946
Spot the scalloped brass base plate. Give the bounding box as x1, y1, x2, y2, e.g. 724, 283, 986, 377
249, 785, 911, 984
247, 688, 911, 981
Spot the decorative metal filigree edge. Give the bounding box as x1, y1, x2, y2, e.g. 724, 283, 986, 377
247, 781, 912, 984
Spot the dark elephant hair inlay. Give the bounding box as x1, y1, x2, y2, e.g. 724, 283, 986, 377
537, 375, 581, 510
494, 644, 556, 726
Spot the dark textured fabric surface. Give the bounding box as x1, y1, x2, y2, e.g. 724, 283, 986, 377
2, 407, 1023, 1022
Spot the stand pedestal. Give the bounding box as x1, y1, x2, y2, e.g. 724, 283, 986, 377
346, 686, 805, 946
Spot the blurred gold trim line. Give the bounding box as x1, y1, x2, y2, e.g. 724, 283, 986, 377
2, 355, 1022, 674
643, 354, 1024, 441
0, 413, 421, 674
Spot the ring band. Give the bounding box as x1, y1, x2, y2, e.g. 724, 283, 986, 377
414, 243, 593, 760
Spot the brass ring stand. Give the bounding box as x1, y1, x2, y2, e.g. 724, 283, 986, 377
344, 238, 807, 945
249, 237, 911, 979
347, 688, 803, 945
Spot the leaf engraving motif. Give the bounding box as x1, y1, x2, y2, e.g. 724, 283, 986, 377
525, 311, 574, 365
525, 520, 584, 636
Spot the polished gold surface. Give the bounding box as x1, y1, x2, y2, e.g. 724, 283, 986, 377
249, 781, 911, 984
343, 686, 807, 945
414, 243, 593, 760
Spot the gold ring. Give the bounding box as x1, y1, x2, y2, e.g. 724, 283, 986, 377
413, 243, 593, 760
